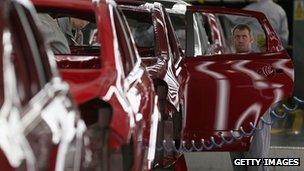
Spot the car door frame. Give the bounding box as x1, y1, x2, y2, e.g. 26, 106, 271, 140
0, 0, 84, 169
181, 6, 294, 151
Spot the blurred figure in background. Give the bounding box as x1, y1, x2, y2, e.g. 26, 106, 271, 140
244, 0, 289, 47
38, 14, 71, 54
57, 17, 89, 46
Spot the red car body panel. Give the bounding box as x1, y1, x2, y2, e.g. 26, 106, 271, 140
120, 5, 169, 80
32, 0, 159, 169
182, 53, 293, 150
204, 12, 226, 54
0, 151, 13, 171
32, 0, 133, 145
1, 0, 86, 169
121, 1, 294, 151
32, 0, 94, 12
120, 3, 184, 112
181, 6, 294, 151
34, 0, 110, 144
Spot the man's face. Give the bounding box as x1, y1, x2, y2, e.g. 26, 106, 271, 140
233, 29, 253, 53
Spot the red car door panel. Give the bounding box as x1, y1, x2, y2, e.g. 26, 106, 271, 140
183, 54, 293, 129
121, 5, 168, 80
182, 6, 294, 151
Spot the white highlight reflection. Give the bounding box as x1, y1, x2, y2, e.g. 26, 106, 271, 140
195, 62, 230, 130
235, 103, 261, 129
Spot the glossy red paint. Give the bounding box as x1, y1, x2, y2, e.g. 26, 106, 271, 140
120, 5, 168, 80
120, 0, 294, 155
203, 13, 226, 54
1, 0, 85, 169
120, 2, 184, 112
33, 0, 159, 169
119, 2, 187, 168
0, 151, 13, 171
31, 0, 94, 13
182, 6, 294, 151
182, 53, 293, 150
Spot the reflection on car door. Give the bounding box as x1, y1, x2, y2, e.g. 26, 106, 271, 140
114, 7, 159, 170
0, 1, 84, 170
182, 6, 294, 151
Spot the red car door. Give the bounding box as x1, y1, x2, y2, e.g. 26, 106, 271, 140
181, 6, 294, 151
120, 4, 169, 80
112, 8, 159, 170
0, 0, 85, 170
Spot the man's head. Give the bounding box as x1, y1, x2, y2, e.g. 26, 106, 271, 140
232, 24, 254, 53
70, 17, 88, 29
